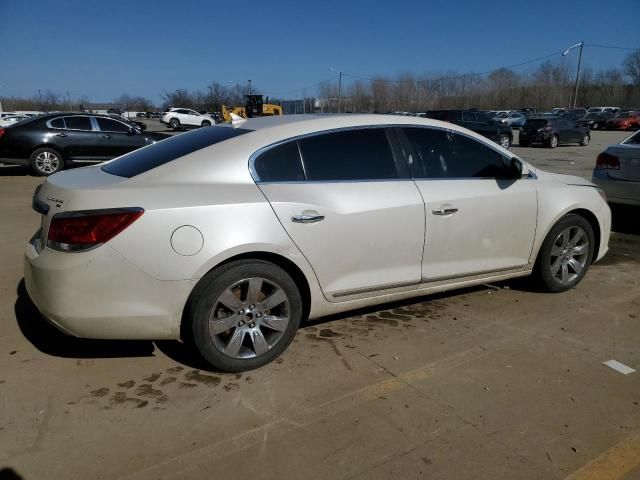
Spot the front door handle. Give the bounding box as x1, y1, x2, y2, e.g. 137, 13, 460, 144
102, 134, 112, 139
56, 132, 67, 137
432, 208, 458, 216
292, 214, 325, 224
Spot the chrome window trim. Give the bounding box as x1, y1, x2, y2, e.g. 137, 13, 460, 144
249, 124, 407, 183
46, 115, 97, 132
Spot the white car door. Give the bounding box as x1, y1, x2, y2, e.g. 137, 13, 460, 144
255, 128, 425, 301
399, 127, 537, 281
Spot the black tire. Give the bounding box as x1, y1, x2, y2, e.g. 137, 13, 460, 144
169, 118, 181, 131
201, 120, 211, 127
497, 133, 511, 149
546, 135, 559, 148
592, 122, 599, 130
532, 214, 595, 293
519, 140, 529, 147
188, 259, 303, 372
30, 147, 65, 176
579, 133, 590, 146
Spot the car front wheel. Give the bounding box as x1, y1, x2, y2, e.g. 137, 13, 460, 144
169, 118, 181, 131
498, 134, 511, 149
546, 135, 559, 148
30, 147, 64, 176
579, 134, 590, 146
188, 259, 303, 372
533, 214, 595, 293
201, 120, 211, 127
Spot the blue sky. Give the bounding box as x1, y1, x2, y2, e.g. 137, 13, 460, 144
1, 0, 638, 104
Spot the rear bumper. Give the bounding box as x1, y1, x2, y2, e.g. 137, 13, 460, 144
519, 132, 550, 144
592, 170, 640, 206
24, 238, 195, 340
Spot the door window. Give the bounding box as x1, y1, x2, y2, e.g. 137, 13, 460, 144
63, 116, 93, 131
298, 129, 399, 181
403, 127, 511, 179
50, 117, 65, 129
96, 117, 130, 133
253, 141, 305, 182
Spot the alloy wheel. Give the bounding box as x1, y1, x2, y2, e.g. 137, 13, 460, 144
208, 277, 290, 359
35, 151, 60, 174
499, 135, 510, 149
550, 226, 589, 285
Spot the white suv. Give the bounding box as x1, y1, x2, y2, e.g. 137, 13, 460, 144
160, 108, 214, 131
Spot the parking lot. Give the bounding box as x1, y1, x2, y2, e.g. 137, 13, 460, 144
0, 128, 638, 479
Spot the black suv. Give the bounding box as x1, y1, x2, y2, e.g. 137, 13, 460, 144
519, 116, 590, 148
424, 110, 513, 149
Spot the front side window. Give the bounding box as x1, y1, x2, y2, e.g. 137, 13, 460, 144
63, 116, 93, 131
254, 141, 305, 182
403, 127, 512, 179
96, 117, 130, 133
298, 129, 399, 181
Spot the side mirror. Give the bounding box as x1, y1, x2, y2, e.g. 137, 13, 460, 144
127, 127, 135, 135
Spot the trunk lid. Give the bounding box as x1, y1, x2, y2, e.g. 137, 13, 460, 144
606, 145, 640, 182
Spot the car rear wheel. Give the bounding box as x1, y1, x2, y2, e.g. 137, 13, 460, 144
592, 122, 599, 130
201, 120, 211, 127
546, 135, 558, 148
169, 118, 181, 131
188, 259, 303, 372
579, 134, 590, 146
519, 140, 529, 147
30, 148, 64, 176
498, 134, 511, 149
533, 214, 594, 293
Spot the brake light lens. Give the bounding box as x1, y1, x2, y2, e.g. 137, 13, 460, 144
595, 152, 620, 170
47, 208, 143, 252
0, 128, 5, 138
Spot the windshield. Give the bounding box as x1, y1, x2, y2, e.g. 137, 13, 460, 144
495, 113, 507, 118
615, 112, 632, 118
624, 131, 640, 145
102, 126, 253, 177
587, 108, 602, 113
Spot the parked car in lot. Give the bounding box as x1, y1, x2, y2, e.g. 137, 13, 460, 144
494, 111, 527, 128
425, 110, 513, 148
592, 130, 640, 206
0, 114, 30, 127
24, 114, 610, 371
0, 113, 169, 175
577, 111, 614, 130
519, 116, 590, 148
605, 111, 640, 130
587, 106, 620, 115
161, 108, 216, 130
113, 115, 147, 131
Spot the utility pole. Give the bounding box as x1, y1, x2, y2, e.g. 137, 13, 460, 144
248, 79, 252, 95
563, 41, 584, 109
208, 85, 213, 111
337, 71, 342, 113
38, 89, 42, 110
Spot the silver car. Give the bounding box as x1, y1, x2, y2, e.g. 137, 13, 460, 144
592, 130, 640, 206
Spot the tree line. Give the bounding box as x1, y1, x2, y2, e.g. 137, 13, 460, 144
1, 51, 638, 113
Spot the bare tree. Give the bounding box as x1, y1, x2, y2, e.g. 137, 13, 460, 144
623, 50, 640, 86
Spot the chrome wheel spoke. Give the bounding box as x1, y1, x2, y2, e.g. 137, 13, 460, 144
551, 257, 562, 276
209, 313, 240, 335
569, 229, 584, 247
567, 258, 582, 274
262, 315, 289, 332
218, 288, 242, 310
573, 243, 587, 255
561, 263, 569, 283
246, 278, 263, 303
249, 329, 269, 356
561, 229, 570, 247
551, 244, 563, 256
261, 289, 286, 311
224, 328, 245, 357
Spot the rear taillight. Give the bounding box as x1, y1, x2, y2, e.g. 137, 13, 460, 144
595, 152, 620, 170
0, 128, 5, 138
47, 208, 143, 252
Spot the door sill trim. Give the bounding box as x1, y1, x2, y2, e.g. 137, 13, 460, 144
421, 265, 530, 285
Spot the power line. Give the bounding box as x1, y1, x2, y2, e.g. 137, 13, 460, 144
265, 76, 338, 97
586, 44, 639, 51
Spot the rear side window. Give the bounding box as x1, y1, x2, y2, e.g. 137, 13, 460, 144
403, 127, 510, 179
64, 116, 93, 131
525, 119, 549, 129
254, 141, 304, 182
102, 126, 252, 177
50, 117, 65, 128
299, 129, 398, 181
96, 117, 130, 133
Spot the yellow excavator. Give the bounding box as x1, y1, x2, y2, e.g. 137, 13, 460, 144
221, 94, 283, 123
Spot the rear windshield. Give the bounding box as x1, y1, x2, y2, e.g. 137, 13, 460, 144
101, 126, 252, 177
525, 119, 549, 128
624, 131, 640, 145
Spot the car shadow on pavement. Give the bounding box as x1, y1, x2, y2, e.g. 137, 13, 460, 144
0, 165, 30, 176
0, 467, 24, 480
15, 279, 155, 359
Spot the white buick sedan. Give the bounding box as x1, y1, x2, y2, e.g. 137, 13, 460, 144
25, 115, 611, 371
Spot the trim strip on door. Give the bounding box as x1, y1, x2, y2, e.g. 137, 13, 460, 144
421, 265, 529, 283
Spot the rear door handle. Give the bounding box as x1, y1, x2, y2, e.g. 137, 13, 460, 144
432, 208, 458, 216
292, 214, 325, 224
102, 134, 112, 139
